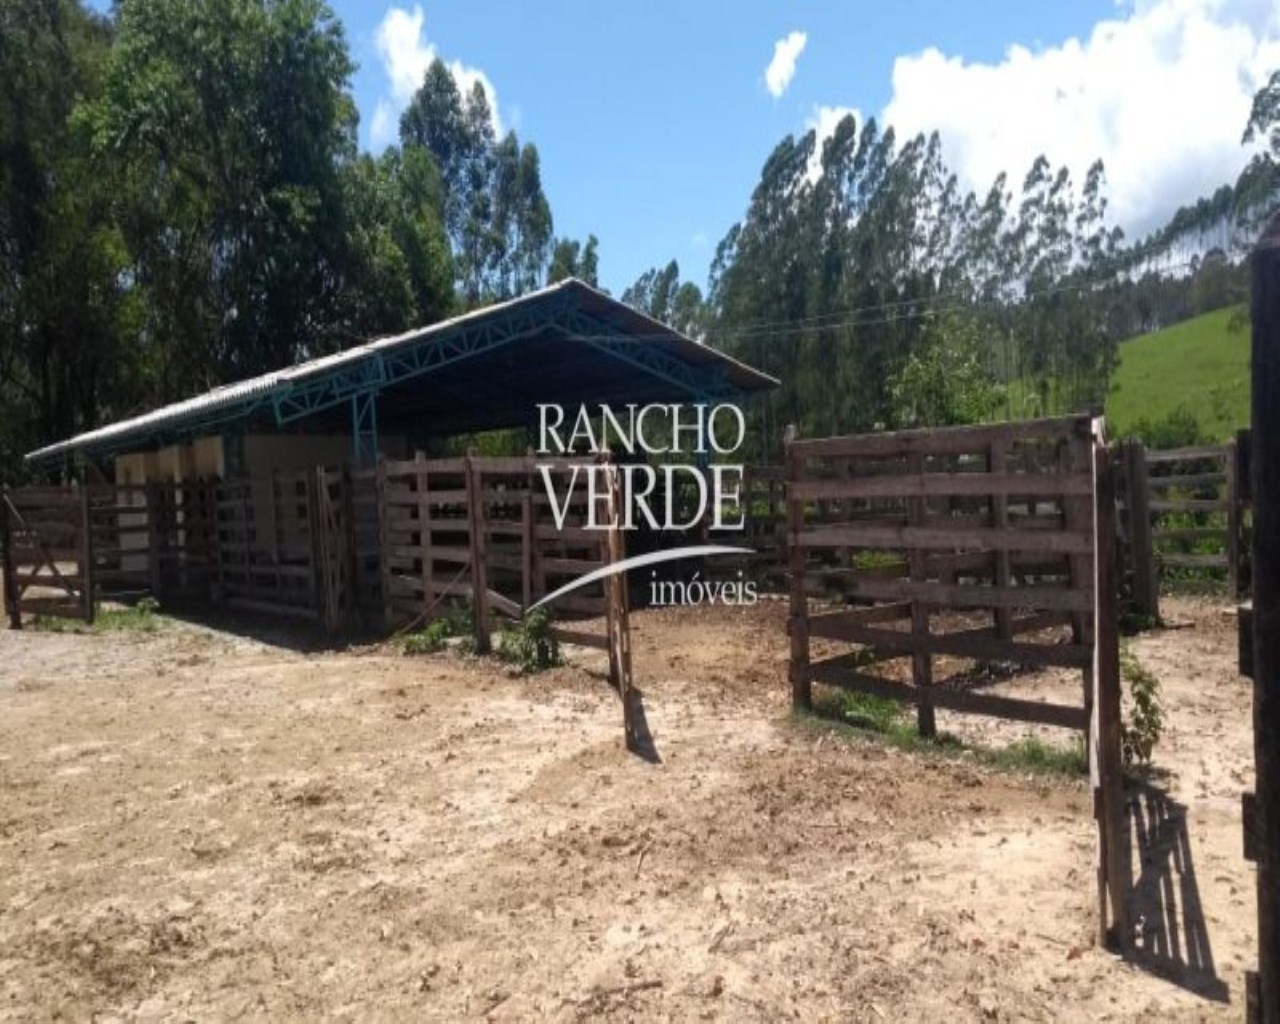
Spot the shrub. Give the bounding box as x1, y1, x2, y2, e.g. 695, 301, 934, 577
402, 619, 453, 655
1125, 407, 1204, 449
1120, 648, 1165, 768
495, 607, 562, 674
401, 599, 473, 655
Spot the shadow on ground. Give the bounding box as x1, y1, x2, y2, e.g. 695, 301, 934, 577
1126, 781, 1230, 1003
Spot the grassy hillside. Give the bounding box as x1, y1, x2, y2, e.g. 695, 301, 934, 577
1106, 306, 1250, 442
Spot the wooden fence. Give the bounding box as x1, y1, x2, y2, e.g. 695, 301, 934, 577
785, 412, 1129, 946
375, 452, 614, 652
2, 453, 639, 750
1116, 432, 1251, 621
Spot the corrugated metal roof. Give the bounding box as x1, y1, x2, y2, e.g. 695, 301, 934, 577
25, 278, 777, 464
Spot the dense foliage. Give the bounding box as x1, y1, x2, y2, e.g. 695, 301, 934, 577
0, 0, 596, 479
1, 1, 1277, 479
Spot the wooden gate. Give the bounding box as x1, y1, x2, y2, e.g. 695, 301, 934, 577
2, 487, 93, 624
784, 413, 1129, 948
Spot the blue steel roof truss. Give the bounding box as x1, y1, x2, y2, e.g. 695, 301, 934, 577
69, 291, 746, 464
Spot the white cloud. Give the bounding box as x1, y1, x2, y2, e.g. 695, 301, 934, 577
877, 0, 1280, 240
370, 4, 501, 149
765, 30, 808, 99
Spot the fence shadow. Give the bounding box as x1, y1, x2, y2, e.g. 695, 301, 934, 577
158, 606, 370, 653
1126, 781, 1229, 1002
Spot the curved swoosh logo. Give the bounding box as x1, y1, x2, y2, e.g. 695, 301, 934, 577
528, 544, 755, 613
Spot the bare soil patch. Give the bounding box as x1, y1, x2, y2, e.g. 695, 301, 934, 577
0, 597, 1255, 1021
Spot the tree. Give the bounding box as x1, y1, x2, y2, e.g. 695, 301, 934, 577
0, 0, 136, 476
548, 234, 600, 287
400, 60, 555, 304
83, 0, 362, 384
888, 313, 1004, 428
622, 260, 704, 336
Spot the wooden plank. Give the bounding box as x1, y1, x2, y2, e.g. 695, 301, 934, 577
384, 456, 467, 475
990, 440, 1013, 640
466, 451, 491, 654
1228, 436, 1242, 599
789, 471, 1091, 502
1123, 442, 1159, 623
1146, 471, 1227, 489
1145, 444, 1229, 464
1092, 436, 1130, 951
16, 596, 85, 616
1, 496, 19, 628
795, 523, 1093, 554
549, 626, 609, 650
1149, 499, 1228, 513
804, 658, 1088, 730
828, 576, 1094, 613
1152, 526, 1227, 542
789, 415, 1092, 460
806, 615, 1091, 668
905, 451, 936, 737
487, 589, 522, 619
1158, 553, 1229, 568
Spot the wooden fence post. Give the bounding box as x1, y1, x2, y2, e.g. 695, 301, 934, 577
521, 449, 534, 611
784, 424, 811, 712
2, 491, 19, 629
465, 448, 491, 654
1247, 211, 1280, 1023
604, 460, 636, 751
414, 452, 432, 616
1227, 435, 1242, 601
1092, 432, 1130, 951
1237, 428, 1253, 598
1122, 441, 1159, 622
79, 486, 95, 624
375, 456, 391, 629
905, 451, 936, 737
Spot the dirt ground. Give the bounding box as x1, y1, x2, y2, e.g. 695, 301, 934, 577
0, 596, 1256, 1022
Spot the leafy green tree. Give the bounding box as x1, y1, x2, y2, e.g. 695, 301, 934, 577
0, 0, 138, 476
888, 313, 1005, 428
622, 260, 705, 336
548, 234, 600, 286
400, 60, 554, 304
83, 0, 361, 384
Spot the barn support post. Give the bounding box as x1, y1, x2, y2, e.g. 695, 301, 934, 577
1247, 212, 1280, 1024
784, 423, 810, 713
2, 491, 19, 629
351, 391, 379, 466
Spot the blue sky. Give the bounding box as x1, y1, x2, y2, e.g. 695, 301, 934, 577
340, 0, 1118, 294
91, 1, 1280, 296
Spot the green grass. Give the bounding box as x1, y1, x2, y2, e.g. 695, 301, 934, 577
32, 597, 163, 634
806, 689, 1087, 777
1107, 306, 1250, 442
